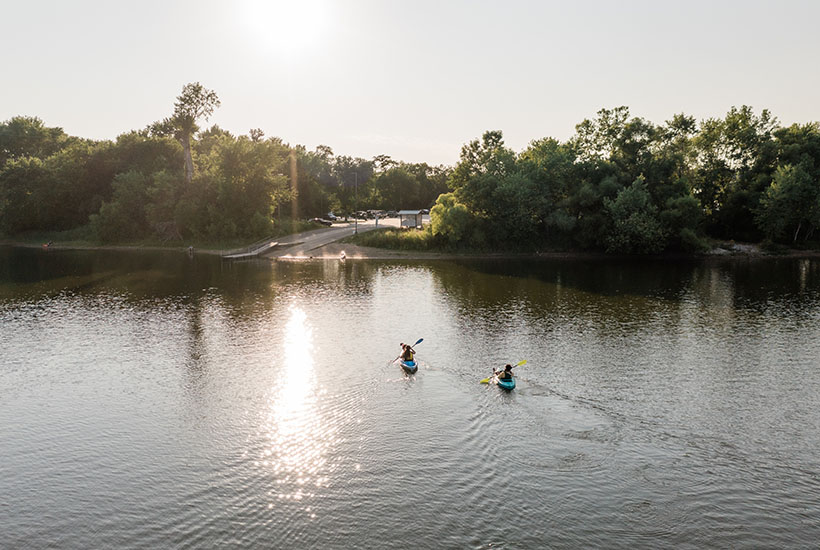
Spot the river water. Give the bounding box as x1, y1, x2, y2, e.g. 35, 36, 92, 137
1, 246, 819, 549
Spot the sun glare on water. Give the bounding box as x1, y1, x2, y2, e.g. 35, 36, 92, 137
259, 305, 337, 508
242, 0, 330, 56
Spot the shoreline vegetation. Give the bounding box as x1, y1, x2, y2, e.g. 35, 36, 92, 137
2, 83, 820, 257
5, 229, 819, 261
0, 218, 323, 256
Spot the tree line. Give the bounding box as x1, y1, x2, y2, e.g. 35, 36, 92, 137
1, 83, 819, 251
431, 106, 820, 252
0, 83, 448, 243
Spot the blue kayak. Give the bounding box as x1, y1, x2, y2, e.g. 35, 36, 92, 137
400, 359, 418, 374
496, 376, 515, 390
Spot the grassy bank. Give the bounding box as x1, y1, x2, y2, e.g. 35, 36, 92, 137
341, 227, 440, 251
341, 226, 513, 254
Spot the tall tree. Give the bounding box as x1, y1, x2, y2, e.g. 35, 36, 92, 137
572, 106, 631, 162
691, 106, 778, 239
150, 83, 220, 184
450, 130, 516, 219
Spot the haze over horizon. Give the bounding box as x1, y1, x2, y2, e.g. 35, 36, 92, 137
3, 0, 819, 165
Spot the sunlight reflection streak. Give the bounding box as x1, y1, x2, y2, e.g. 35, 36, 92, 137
261, 305, 337, 510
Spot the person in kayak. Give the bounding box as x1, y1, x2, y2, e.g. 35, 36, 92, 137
399, 343, 415, 362
494, 364, 514, 380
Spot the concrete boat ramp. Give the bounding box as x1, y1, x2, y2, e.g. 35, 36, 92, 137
221, 240, 279, 259
221, 220, 387, 260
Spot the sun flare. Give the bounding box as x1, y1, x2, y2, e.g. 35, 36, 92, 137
243, 0, 329, 56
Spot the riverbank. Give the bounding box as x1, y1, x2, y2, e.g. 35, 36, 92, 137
0, 240, 228, 255
272, 240, 820, 261
5, 237, 820, 261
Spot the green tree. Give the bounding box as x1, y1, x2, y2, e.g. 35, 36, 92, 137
333, 156, 373, 216
660, 193, 706, 252
451, 130, 516, 189
0, 116, 71, 166
603, 176, 667, 254
42, 141, 113, 230
192, 133, 291, 239
145, 170, 184, 234
659, 113, 698, 181
371, 166, 419, 210
756, 163, 820, 243
0, 157, 51, 234
150, 82, 220, 184
692, 106, 778, 239
430, 192, 477, 246
450, 130, 517, 227
518, 137, 579, 244
89, 171, 151, 241
774, 123, 820, 177
410, 163, 451, 209
572, 106, 631, 162
109, 131, 182, 176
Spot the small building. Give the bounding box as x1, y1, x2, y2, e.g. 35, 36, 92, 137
398, 210, 423, 229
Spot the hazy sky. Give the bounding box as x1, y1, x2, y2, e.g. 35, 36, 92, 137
2, 0, 819, 165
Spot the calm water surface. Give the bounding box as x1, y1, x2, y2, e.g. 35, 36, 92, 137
2, 246, 820, 549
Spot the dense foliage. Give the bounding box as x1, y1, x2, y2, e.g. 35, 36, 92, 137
2, 89, 819, 252
432, 107, 820, 252
0, 84, 447, 244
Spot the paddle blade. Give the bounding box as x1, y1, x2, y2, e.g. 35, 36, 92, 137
479, 378, 491, 384
414, 338, 423, 346
515, 359, 527, 367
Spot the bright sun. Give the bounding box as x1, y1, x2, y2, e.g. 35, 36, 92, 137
243, 0, 329, 56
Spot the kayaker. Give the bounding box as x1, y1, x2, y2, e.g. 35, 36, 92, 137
399, 343, 415, 362
494, 364, 513, 380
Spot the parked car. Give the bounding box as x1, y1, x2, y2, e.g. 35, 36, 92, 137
326, 212, 338, 221
311, 217, 332, 226
420, 208, 430, 215
386, 210, 397, 218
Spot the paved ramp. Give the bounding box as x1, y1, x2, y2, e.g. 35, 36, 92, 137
222, 240, 279, 259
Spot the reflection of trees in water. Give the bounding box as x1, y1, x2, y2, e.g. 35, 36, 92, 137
679, 259, 820, 335
429, 259, 820, 342
444, 259, 697, 299
181, 295, 208, 401
706, 258, 820, 309
430, 259, 690, 328
275, 259, 378, 300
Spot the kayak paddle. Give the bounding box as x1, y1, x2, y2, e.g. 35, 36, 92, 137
480, 359, 527, 384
